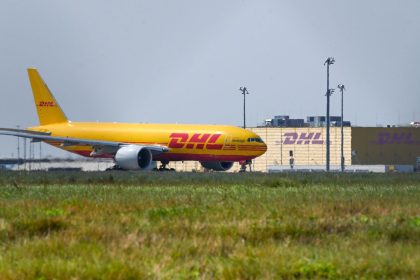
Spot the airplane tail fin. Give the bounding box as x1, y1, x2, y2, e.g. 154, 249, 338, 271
27, 68, 68, 125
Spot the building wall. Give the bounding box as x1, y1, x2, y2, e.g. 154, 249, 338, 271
167, 160, 204, 172
351, 127, 420, 165
11, 159, 114, 171
167, 127, 352, 172
246, 127, 351, 172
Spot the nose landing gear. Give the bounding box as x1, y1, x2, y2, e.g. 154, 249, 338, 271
239, 160, 252, 172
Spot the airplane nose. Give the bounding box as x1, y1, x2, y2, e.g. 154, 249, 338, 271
258, 143, 267, 156
260, 142, 268, 155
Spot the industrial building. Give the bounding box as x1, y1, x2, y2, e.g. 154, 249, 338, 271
0, 158, 113, 172
306, 116, 351, 127
264, 115, 351, 128
167, 126, 420, 172
264, 115, 305, 127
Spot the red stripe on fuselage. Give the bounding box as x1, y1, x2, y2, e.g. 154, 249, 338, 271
69, 150, 256, 162
45, 140, 262, 162
153, 153, 255, 162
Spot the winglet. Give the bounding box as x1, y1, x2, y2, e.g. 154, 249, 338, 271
27, 68, 68, 125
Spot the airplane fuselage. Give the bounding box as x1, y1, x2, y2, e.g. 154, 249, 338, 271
29, 122, 267, 162
0, 68, 267, 171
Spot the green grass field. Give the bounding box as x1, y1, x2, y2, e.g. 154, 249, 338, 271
0, 171, 419, 279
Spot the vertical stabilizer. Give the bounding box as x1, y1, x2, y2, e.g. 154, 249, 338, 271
27, 68, 68, 125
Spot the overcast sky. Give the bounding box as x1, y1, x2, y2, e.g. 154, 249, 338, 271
1, 0, 419, 157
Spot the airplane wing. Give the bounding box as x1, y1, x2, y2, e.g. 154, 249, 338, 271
0, 128, 169, 156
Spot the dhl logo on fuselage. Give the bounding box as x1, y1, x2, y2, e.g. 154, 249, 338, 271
169, 133, 223, 150
38, 101, 56, 107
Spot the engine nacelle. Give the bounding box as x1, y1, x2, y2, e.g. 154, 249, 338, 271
200, 161, 234, 171
114, 145, 153, 170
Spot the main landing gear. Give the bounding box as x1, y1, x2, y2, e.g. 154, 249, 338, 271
105, 165, 124, 171
155, 160, 175, 171
239, 160, 253, 172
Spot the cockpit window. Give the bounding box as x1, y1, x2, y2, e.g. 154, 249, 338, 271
247, 137, 264, 143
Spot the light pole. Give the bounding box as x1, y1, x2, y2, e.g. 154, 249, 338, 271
338, 84, 345, 172
324, 57, 335, 172
239, 87, 250, 129
23, 138, 26, 171
16, 125, 20, 171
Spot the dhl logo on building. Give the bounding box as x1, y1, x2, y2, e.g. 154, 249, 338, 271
283, 132, 324, 145
373, 132, 420, 145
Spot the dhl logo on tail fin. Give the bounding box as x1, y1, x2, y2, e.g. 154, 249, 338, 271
27, 68, 68, 125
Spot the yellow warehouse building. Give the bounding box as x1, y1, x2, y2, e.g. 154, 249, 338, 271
167, 127, 420, 172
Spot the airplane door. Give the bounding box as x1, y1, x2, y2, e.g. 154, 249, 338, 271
224, 135, 232, 146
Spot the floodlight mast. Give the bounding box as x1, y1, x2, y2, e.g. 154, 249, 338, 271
324, 57, 335, 172
239, 87, 250, 129
16, 125, 20, 171
338, 84, 346, 172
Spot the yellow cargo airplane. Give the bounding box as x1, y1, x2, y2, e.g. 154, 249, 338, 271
0, 68, 267, 171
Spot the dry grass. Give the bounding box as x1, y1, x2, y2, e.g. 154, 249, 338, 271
0, 171, 419, 279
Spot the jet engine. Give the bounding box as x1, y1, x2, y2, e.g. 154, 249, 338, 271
200, 161, 234, 171
114, 145, 153, 170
